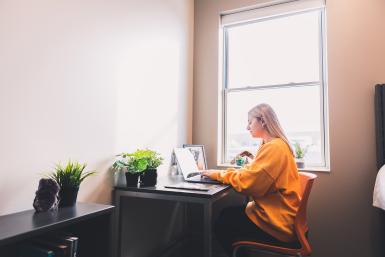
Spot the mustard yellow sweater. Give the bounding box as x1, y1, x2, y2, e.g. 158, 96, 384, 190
212, 138, 301, 242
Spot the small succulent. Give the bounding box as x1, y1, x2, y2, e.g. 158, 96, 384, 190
48, 160, 96, 188
293, 142, 309, 159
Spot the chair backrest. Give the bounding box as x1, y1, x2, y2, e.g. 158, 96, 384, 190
295, 172, 317, 256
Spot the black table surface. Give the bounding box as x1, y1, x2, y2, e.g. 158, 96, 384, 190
115, 174, 231, 198
0, 202, 114, 247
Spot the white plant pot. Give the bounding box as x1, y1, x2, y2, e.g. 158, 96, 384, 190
114, 169, 127, 186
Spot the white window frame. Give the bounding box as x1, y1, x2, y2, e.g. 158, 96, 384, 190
217, 0, 330, 171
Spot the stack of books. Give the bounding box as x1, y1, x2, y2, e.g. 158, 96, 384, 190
18, 233, 78, 257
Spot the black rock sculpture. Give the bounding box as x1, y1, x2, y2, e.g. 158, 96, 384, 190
33, 178, 60, 212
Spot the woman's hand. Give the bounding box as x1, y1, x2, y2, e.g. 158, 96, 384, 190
201, 169, 218, 180
239, 150, 254, 159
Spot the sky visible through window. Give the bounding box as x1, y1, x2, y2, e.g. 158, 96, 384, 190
227, 12, 320, 88
224, 10, 324, 166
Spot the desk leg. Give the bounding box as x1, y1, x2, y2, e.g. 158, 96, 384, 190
112, 191, 121, 257
203, 202, 212, 257
109, 209, 114, 257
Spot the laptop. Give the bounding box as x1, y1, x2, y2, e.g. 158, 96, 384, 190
173, 148, 221, 184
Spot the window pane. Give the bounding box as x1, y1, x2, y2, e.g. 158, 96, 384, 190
227, 11, 320, 88
226, 85, 323, 166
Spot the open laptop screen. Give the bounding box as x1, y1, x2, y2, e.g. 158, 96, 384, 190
173, 148, 201, 180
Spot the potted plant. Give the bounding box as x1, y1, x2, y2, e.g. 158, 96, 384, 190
112, 154, 143, 187
48, 160, 96, 207
113, 149, 163, 187
235, 155, 246, 167
136, 149, 163, 186
293, 142, 308, 169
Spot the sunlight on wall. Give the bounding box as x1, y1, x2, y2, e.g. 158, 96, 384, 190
0, 0, 193, 215
114, 39, 182, 162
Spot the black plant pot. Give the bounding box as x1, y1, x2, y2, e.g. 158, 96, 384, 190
125, 172, 139, 187
59, 186, 79, 207
296, 159, 305, 169
140, 168, 158, 186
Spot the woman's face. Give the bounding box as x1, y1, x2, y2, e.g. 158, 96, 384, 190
247, 115, 265, 138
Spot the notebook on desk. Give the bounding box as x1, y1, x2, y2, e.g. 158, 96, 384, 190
173, 148, 221, 184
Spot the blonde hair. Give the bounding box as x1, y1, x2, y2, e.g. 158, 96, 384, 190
248, 103, 294, 155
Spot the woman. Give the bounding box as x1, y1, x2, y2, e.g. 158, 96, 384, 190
202, 103, 301, 255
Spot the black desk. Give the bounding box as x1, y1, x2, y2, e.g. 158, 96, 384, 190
113, 175, 231, 257
0, 202, 114, 257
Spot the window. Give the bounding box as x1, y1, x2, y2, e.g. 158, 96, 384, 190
219, 0, 329, 169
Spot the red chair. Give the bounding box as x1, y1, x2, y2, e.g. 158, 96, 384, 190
232, 172, 317, 257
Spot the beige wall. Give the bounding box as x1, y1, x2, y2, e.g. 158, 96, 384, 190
194, 0, 385, 256
0, 0, 194, 216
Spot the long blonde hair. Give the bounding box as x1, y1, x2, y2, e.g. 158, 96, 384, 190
248, 103, 294, 155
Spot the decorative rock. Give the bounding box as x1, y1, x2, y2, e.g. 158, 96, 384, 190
33, 178, 60, 212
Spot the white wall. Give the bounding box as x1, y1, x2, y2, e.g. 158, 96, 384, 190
0, 0, 194, 216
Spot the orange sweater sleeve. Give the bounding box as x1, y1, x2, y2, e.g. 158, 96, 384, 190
213, 142, 285, 197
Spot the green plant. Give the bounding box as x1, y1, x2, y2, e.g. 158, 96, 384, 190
112, 149, 163, 174
293, 142, 309, 159
235, 155, 243, 161
48, 160, 96, 188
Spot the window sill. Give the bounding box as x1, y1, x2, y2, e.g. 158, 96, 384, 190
298, 167, 330, 173
216, 163, 330, 173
